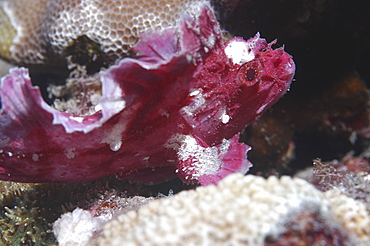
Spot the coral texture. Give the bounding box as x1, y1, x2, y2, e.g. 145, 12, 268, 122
0, 7, 295, 185
0, 0, 210, 65
53, 208, 102, 246
53, 195, 157, 246
98, 173, 370, 246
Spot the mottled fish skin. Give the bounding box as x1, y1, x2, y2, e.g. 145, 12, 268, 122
0, 6, 295, 185
0, 0, 214, 66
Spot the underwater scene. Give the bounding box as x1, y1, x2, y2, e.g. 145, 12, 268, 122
0, 0, 370, 245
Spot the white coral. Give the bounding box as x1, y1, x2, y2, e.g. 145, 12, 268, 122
53, 208, 103, 246
324, 189, 370, 240
98, 173, 370, 245
0, 0, 210, 65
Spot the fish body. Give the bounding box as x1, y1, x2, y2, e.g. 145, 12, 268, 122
0, 7, 295, 185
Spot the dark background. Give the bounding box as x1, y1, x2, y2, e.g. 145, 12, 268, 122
222, 0, 370, 175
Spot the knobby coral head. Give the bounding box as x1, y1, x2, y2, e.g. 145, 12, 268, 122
0, 6, 295, 185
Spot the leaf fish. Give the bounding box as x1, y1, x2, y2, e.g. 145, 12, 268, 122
0, 6, 295, 185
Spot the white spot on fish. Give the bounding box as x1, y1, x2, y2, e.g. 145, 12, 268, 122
221, 114, 230, 124
101, 122, 126, 152
189, 89, 201, 97
167, 134, 231, 176
32, 154, 39, 161
69, 116, 84, 123
110, 140, 122, 152
180, 89, 206, 120
221, 112, 230, 124
65, 148, 76, 159
225, 40, 256, 65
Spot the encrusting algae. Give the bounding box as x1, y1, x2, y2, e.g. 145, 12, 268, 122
0, 182, 59, 245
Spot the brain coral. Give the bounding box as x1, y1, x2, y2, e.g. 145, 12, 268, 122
97, 173, 370, 246
0, 0, 209, 66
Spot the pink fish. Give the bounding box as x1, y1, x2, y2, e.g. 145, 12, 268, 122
0, 7, 295, 185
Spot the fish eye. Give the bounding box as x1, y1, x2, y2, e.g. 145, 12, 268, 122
245, 68, 256, 81
237, 60, 261, 86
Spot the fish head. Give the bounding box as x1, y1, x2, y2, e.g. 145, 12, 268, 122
180, 33, 296, 146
